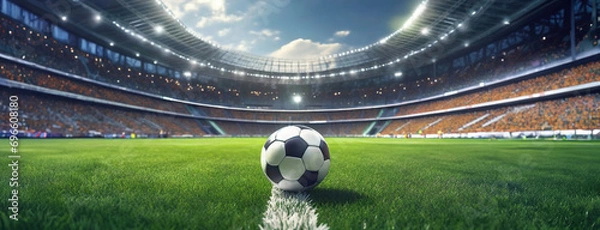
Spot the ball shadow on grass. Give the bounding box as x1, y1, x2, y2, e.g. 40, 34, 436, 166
309, 188, 364, 205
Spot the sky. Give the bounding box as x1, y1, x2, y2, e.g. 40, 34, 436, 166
159, 0, 420, 60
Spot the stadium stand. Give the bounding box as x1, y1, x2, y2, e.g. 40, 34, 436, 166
383, 93, 600, 136
0, 88, 205, 137
0, 0, 598, 138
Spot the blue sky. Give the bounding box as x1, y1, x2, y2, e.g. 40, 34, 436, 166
160, 0, 420, 59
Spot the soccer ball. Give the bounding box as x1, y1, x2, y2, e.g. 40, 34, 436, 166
261, 125, 330, 192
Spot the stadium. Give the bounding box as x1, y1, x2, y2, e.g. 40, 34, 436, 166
1, 0, 599, 229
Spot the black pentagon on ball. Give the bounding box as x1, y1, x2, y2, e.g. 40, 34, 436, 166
297, 170, 319, 187
263, 138, 277, 150
285, 136, 308, 158
320, 140, 330, 160
265, 164, 283, 183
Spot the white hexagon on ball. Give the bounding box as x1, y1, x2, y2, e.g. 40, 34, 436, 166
299, 129, 322, 146
302, 146, 324, 171
278, 157, 305, 181
275, 126, 301, 141
264, 141, 286, 165
318, 160, 330, 182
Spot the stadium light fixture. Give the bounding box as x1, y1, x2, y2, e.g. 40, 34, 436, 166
503, 20, 510, 25
421, 28, 429, 35
155, 25, 164, 34
61, 16, 67, 21
394, 72, 403, 77
401, 1, 427, 30
293, 95, 302, 104
109, 42, 114, 46
183, 71, 192, 77
94, 15, 101, 22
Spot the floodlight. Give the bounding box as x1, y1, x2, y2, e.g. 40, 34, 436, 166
293, 95, 302, 103
402, 2, 427, 30
155, 25, 164, 34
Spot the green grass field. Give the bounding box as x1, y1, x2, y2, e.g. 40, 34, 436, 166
1, 138, 599, 229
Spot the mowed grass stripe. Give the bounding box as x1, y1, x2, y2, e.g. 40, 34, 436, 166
1, 138, 599, 229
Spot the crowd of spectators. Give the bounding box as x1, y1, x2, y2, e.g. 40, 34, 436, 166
1, 43, 598, 136
0, 59, 190, 113
1, 10, 599, 137
0, 10, 593, 109
383, 93, 600, 136
395, 60, 600, 116
307, 26, 573, 108
0, 89, 205, 137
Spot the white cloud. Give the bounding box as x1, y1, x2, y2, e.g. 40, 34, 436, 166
218, 28, 231, 37
334, 30, 351, 37
161, 0, 242, 28
163, 0, 226, 15
249, 29, 281, 40
222, 40, 253, 52
269, 38, 344, 59
195, 13, 243, 28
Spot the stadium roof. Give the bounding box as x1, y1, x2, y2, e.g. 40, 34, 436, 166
19, 0, 560, 79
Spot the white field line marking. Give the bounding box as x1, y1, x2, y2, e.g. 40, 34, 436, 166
259, 187, 329, 230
